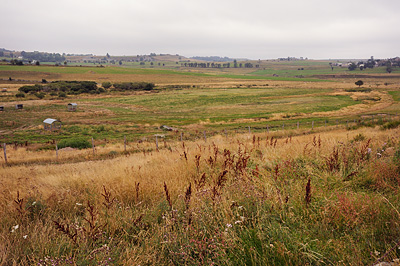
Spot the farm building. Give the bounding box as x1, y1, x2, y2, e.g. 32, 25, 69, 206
68, 103, 77, 111
43, 118, 62, 131
0, 106, 3, 111
15, 104, 23, 110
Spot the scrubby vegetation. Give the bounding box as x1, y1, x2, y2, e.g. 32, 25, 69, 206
19, 81, 100, 95
112, 82, 155, 91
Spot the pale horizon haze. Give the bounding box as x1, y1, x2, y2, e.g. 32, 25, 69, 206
1, 0, 399, 60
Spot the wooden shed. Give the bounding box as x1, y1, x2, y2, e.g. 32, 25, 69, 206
68, 103, 77, 112
43, 118, 62, 131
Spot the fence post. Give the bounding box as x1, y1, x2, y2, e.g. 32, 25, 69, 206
56, 142, 58, 159
248, 126, 251, 134
124, 135, 127, 152
92, 137, 95, 155
204, 131, 207, 142
282, 123, 284, 131
266, 125, 269, 133
180, 132, 183, 142
156, 136, 159, 151
224, 128, 227, 138
3, 143, 7, 165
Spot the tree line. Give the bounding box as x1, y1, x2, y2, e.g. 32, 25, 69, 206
181, 60, 259, 68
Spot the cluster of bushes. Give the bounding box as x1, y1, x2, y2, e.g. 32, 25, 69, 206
16, 81, 156, 98
17, 81, 102, 98
111, 82, 155, 91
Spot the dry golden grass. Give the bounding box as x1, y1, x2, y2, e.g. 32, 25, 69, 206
1, 126, 397, 205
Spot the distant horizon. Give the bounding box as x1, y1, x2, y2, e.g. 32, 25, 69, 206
1, 47, 398, 62
1, 0, 399, 61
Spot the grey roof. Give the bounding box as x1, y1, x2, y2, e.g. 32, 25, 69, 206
68, 103, 78, 106
43, 118, 59, 124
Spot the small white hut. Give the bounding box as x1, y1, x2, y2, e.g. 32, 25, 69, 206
43, 118, 62, 131
68, 103, 77, 112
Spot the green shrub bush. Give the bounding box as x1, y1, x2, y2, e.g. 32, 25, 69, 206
57, 138, 91, 149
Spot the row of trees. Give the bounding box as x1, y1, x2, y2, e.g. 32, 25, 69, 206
347, 56, 398, 73
20, 51, 65, 63
181, 61, 259, 68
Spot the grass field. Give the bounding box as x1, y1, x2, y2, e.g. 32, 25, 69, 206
1, 59, 400, 265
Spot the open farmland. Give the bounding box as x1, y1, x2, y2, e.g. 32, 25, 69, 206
1, 59, 400, 265
1, 60, 400, 145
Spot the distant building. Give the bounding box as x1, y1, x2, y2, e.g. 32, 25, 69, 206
68, 103, 77, 112
15, 104, 23, 110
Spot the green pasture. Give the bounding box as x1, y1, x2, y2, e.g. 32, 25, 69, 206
0, 86, 361, 143
389, 91, 400, 101
2, 63, 395, 84
88, 87, 356, 126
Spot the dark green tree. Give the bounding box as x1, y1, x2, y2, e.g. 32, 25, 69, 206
355, 80, 364, 87
348, 63, 357, 71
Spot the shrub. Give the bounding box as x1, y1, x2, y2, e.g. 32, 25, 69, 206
381, 120, 400, 130
57, 138, 91, 149
58, 92, 67, 98
34, 92, 46, 99
19, 84, 43, 93
112, 82, 155, 91
102, 82, 112, 89
15, 92, 25, 98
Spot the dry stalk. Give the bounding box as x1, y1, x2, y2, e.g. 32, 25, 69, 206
184, 183, 192, 211
82, 201, 105, 241
195, 173, 207, 191
14, 191, 25, 217
305, 178, 311, 206
212, 170, 228, 203
135, 182, 140, 202
163, 182, 172, 209
53, 220, 78, 244
101, 185, 115, 209
194, 154, 201, 172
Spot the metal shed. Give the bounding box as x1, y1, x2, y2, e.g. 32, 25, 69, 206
43, 118, 62, 131
68, 103, 77, 112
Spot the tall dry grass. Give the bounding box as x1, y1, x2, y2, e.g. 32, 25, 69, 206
1, 126, 400, 265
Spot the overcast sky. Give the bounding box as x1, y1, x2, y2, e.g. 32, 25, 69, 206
1, 0, 399, 59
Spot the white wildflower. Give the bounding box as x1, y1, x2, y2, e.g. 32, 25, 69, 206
23, 235, 28, 239
75, 203, 82, 206
11, 224, 19, 233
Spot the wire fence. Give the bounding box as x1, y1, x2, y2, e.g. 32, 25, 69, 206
1, 112, 399, 165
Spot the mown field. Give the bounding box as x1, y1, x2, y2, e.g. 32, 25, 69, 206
1, 60, 400, 265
